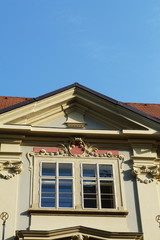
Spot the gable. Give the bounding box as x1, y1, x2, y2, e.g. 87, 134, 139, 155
16, 225, 143, 240
0, 83, 159, 134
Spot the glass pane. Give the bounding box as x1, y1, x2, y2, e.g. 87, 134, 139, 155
42, 183, 55, 193
100, 181, 114, 194
83, 164, 96, 177
83, 184, 96, 193
84, 194, 96, 199
42, 193, 55, 198
84, 199, 97, 208
42, 163, 56, 176
59, 193, 72, 198
59, 180, 72, 192
59, 198, 73, 208
99, 165, 113, 178
59, 163, 72, 176
41, 198, 55, 207
101, 199, 114, 208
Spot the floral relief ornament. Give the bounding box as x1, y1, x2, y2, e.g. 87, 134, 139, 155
0, 160, 23, 179
33, 137, 124, 160
132, 164, 160, 184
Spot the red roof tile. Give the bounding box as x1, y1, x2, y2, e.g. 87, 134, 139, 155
0, 94, 160, 120
125, 103, 160, 119
0, 96, 32, 110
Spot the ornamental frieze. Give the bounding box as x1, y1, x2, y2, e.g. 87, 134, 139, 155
0, 160, 23, 179
32, 138, 124, 160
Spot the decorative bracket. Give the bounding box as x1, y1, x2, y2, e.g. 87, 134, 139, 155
0, 160, 23, 179
132, 161, 160, 184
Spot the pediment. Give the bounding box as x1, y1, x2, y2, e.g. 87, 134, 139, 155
0, 83, 159, 132
16, 225, 143, 240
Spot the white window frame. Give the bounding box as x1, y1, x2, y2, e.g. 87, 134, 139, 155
32, 156, 122, 211
81, 163, 117, 210
39, 161, 74, 209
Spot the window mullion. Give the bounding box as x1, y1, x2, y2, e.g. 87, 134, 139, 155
97, 164, 101, 209
56, 162, 59, 208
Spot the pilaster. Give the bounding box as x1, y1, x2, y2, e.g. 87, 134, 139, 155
131, 144, 160, 240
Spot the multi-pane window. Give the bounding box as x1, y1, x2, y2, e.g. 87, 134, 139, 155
82, 164, 115, 209
40, 162, 73, 208
40, 161, 116, 210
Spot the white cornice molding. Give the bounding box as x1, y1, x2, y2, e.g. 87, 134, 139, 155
0, 124, 158, 135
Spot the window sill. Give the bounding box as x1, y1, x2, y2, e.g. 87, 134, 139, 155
28, 208, 128, 216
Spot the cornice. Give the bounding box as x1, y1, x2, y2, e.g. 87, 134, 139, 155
16, 225, 143, 240
28, 208, 128, 216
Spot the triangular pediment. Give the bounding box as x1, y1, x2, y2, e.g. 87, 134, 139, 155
16, 225, 143, 240
0, 83, 159, 133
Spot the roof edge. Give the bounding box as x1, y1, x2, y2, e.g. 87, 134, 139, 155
0, 82, 160, 125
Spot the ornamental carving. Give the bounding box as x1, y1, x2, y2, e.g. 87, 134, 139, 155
32, 138, 124, 160
132, 164, 160, 184
0, 160, 23, 179
71, 235, 89, 240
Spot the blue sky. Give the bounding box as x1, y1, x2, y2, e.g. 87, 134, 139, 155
0, 0, 160, 103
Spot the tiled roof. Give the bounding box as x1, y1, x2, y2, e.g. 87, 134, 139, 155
125, 103, 160, 119
0, 96, 32, 110
0, 95, 159, 120
0, 82, 160, 122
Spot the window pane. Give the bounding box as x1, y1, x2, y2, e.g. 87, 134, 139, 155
100, 181, 114, 193
84, 199, 97, 208
99, 165, 113, 178
84, 194, 96, 199
59, 179, 73, 208
59, 193, 72, 198
101, 199, 115, 208
59, 198, 73, 208
42, 183, 55, 193
83, 164, 96, 177
59, 180, 72, 192
83, 184, 96, 194
59, 163, 72, 176
41, 198, 55, 207
42, 163, 56, 176
100, 180, 115, 208
42, 193, 55, 198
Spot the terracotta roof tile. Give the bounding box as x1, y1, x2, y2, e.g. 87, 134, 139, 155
0, 96, 32, 110
0, 94, 160, 120
125, 103, 160, 119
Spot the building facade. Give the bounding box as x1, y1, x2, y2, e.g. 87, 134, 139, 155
0, 83, 160, 240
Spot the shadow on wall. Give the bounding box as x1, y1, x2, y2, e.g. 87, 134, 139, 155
123, 159, 143, 233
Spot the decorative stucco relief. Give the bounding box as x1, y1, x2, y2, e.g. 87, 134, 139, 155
71, 234, 89, 240
132, 163, 160, 184
0, 160, 23, 179
31, 137, 124, 160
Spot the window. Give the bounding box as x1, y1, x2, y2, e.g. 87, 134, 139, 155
82, 164, 115, 209
40, 162, 73, 208
39, 161, 116, 210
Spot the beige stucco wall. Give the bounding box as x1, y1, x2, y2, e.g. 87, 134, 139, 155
1, 141, 160, 240
16, 145, 141, 233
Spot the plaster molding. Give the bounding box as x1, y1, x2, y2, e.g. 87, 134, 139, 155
0, 160, 23, 179
71, 234, 89, 240
31, 138, 124, 160
132, 158, 160, 183
16, 225, 143, 240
